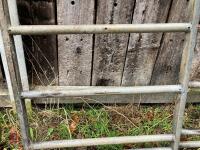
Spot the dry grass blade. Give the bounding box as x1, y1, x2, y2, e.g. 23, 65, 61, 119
79, 97, 138, 128
28, 36, 57, 78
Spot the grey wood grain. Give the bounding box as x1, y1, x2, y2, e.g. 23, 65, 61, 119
191, 32, 200, 81
92, 0, 135, 86
57, 0, 95, 86
151, 0, 191, 85
122, 0, 172, 86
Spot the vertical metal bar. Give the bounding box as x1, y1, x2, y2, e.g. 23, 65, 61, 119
0, 30, 15, 107
6, 0, 29, 90
172, 0, 200, 149
0, 1, 30, 149
6, 0, 32, 111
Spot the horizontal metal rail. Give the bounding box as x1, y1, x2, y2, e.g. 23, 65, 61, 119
189, 81, 200, 88
8, 23, 191, 35
21, 85, 183, 98
180, 141, 200, 148
181, 129, 200, 135
31, 134, 174, 149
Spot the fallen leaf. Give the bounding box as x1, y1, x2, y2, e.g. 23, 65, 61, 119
69, 121, 77, 133
9, 127, 22, 149
69, 114, 80, 133
72, 114, 80, 123
146, 111, 154, 121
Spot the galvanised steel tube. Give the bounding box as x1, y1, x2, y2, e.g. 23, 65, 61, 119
21, 85, 183, 98
172, 0, 200, 149
188, 81, 200, 88
31, 134, 174, 149
9, 23, 191, 35
181, 129, 200, 135
180, 141, 200, 148
7, 0, 29, 91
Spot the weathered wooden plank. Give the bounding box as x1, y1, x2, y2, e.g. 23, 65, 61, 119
57, 0, 94, 86
191, 32, 200, 81
0, 87, 11, 107
17, 0, 32, 25
0, 59, 4, 83
151, 0, 191, 85
0, 100, 11, 107
122, 0, 172, 86
31, 0, 57, 85
92, 0, 135, 86
0, 56, 10, 108
0, 30, 16, 105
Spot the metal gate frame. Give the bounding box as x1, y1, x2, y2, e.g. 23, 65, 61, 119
0, 0, 200, 149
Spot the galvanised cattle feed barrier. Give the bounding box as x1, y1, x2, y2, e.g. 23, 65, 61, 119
0, 0, 200, 149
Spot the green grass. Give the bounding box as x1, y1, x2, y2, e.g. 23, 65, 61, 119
0, 104, 200, 149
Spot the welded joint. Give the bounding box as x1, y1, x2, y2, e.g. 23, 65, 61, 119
186, 23, 192, 32
179, 85, 187, 94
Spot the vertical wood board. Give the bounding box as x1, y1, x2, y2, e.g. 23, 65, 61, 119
151, 0, 191, 85
191, 32, 200, 81
57, 0, 95, 86
122, 0, 172, 86
92, 0, 135, 86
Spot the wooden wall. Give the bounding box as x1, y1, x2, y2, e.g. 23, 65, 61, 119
57, 0, 94, 86
18, 0, 200, 86
1, 0, 200, 106
56, 0, 200, 87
